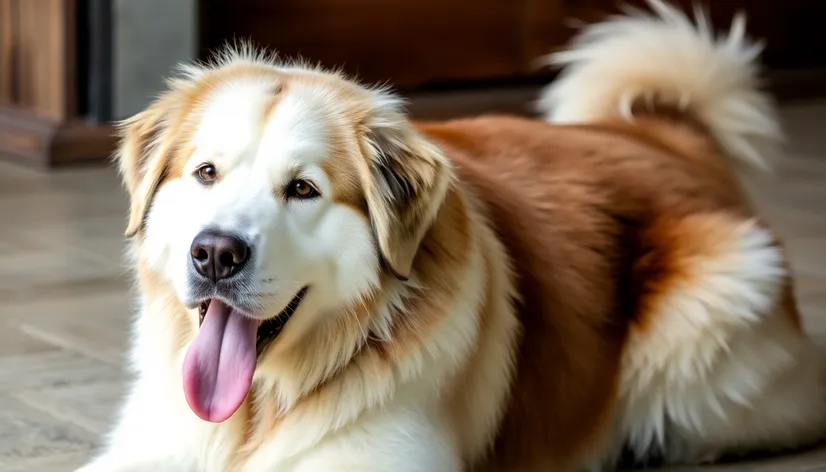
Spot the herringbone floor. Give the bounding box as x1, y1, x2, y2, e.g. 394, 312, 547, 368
2, 102, 826, 471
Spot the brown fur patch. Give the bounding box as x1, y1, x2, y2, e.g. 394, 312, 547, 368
416, 114, 766, 470
629, 214, 760, 333
321, 145, 368, 216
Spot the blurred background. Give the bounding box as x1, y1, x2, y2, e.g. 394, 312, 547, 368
2, 0, 826, 166
1, 1, 826, 471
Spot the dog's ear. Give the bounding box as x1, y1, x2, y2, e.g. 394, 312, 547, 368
117, 93, 178, 238
359, 94, 452, 280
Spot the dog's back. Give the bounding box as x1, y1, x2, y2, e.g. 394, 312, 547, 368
420, 1, 826, 469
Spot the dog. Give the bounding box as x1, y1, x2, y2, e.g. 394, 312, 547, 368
78, 1, 826, 470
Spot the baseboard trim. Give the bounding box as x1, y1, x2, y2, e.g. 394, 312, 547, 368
0, 106, 116, 167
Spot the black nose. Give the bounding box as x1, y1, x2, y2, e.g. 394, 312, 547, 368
190, 230, 250, 282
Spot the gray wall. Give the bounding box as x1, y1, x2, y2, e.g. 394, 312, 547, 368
113, 0, 198, 119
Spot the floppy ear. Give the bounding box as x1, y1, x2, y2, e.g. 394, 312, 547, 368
360, 100, 453, 280
116, 94, 177, 237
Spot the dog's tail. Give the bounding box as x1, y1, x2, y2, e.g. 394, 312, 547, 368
535, 0, 782, 172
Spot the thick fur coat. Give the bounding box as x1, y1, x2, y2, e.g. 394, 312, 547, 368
79, 2, 826, 471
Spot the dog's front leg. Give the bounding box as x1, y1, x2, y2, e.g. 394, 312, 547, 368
256, 407, 462, 472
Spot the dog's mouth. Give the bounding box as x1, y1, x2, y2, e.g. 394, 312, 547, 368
183, 286, 308, 423
197, 286, 309, 357
198, 286, 309, 357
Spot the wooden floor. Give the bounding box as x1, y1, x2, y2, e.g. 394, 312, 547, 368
2, 102, 826, 472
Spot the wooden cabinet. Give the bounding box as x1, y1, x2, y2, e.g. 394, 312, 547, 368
0, 0, 114, 167
200, 0, 527, 88
200, 0, 826, 90
200, 0, 582, 88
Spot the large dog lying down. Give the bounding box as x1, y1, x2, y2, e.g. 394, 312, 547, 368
79, 1, 826, 471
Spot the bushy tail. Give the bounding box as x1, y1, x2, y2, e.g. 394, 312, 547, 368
536, 0, 782, 171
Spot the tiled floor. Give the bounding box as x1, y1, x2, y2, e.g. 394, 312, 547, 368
1, 102, 826, 471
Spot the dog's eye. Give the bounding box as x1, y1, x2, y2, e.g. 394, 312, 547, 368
286, 179, 319, 199
195, 164, 218, 184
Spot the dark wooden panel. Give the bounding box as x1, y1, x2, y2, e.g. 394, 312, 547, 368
522, 0, 570, 70
0, 0, 14, 106
201, 0, 826, 91
15, 0, 76, 119
201, 0, 525, 89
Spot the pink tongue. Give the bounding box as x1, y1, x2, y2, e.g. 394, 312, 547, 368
183, 300, 258, 423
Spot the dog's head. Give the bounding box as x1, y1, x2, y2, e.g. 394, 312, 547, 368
118, 50, 451, 422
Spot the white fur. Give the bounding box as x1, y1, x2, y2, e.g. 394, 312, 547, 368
75, 51, 516, 472
536, 0, 783, 171
141, 77, 381, 320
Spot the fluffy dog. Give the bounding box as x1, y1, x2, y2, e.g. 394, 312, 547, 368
79, 1, 826, 470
